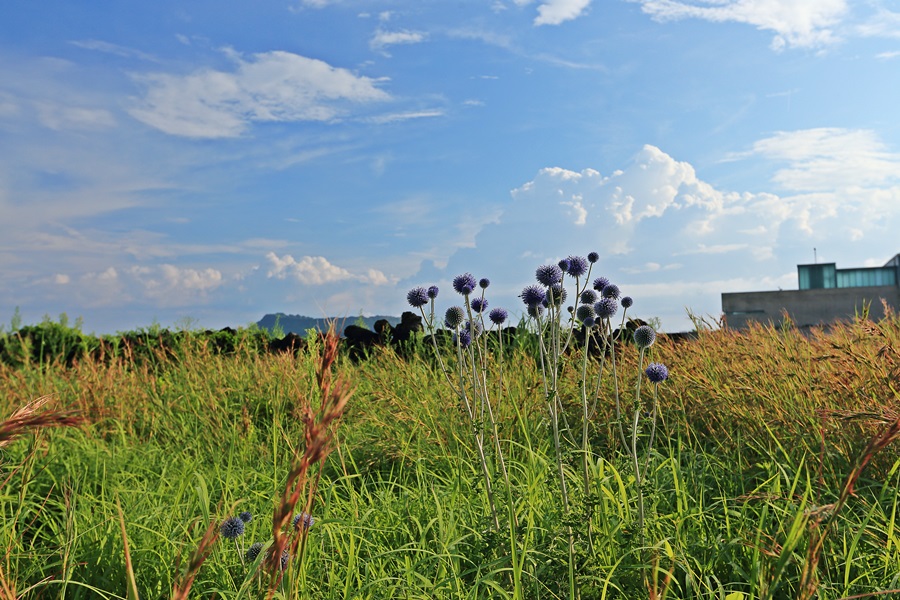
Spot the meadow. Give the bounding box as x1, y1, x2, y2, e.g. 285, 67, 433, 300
1, 288, 900, 599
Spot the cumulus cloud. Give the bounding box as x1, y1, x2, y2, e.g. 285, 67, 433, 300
129, 50, 391, 138
265, 252, 389, 286
534, 0, 593, 25
635, 0, 848, 49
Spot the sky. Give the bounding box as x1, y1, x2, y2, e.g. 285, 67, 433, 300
2, 0, 900, 334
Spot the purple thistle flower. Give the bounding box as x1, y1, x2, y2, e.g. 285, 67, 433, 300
489, 307, 508, 325
645, 362, 669, 383
583, 316, 596, 328
427, 285, 439, 299
465, 320, 483, 338
527, 304, 544, 319
587, 251, 599, 263
479, 278, 490, 289
594, 298, 618, 319
293, 512, 315, 529
246, 542, 263, 562
592, 277, 610, 292
576, 305, 595, 322
445, 306, 465, 328
470, 298, 488, 313
220, 517, 245, 540
536, 264, 563, 286
580, 289, 598, 305
566, 255, 589, 278
239, 511, 252, 523
558, 258, 571, 273
280, 549, 290, 570
520, 284, 546, 307
601, 283, 620, 299
452, 273, 477, 296
406, 287, 429, 308
546, 284, 567, 306
633, 325, 657, 349
454, 329, 472, 348
621, 296, 633, 309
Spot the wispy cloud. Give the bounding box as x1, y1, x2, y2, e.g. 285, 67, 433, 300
635, 0, 848, 50
129, 50, 391, 138
534, 0, 593, 26
365, 109, 444, 124
370, 29, 427, 52
69, 39, 159, 62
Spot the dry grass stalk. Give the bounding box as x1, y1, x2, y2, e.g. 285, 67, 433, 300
0, 395, 84, 450
171, 519, 220, 600
265, 326, 352, 593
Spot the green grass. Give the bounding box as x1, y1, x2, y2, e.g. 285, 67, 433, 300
1, 315, 899, 598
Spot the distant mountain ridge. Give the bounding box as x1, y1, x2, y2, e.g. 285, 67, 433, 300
256, 313, 401, 336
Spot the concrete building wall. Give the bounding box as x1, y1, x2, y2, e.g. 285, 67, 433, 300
722, 286, 900, 330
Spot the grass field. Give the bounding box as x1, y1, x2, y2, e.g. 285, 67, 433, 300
1, 310, 899, 599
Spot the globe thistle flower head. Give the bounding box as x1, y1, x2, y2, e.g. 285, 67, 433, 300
576, 304, 595, 323
633, 325, 657, 349
454, 329, 472, 348
220, 517, 245, 540
239, 511, 252, 523
479, 277, 490, 289
621, 296, 633, 309
601, 283, 620, 299
444, 306, 465, 328
593, 277, 610, 292
527, 304, 544, 319
594, 297, 618, 319
587, 251, 599, 263
427, 285, 439, 300
645, 362, 669, 383
452, 273, 477, 296
293, 512, 315, 530
488, 307, 508, 325
566, 255, 589, 278
536, 264, 563, 286
470, 298, 488, 313
246, 542, 264, 562
520, 284, 546, 307
580, 289, 598, 305
465, 320, 483, 338
582, 316, 596, 328
280, 550, 290, 571
546, 284, 567, 306
558, 258, 571, 273
407, 287, 429, 308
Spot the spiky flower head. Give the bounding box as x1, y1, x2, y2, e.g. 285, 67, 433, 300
293, 512, 315, 529
566, 255, 589, 278
454, 329, 472, 348
406, 287, 429, 308
246, 542, 264, 562
488, 307, 508, 325
593, 276, 610, 292
280, 549, 290, 571
239, 511, 252, 523
470, 298, 488, 313
479, 278, 490, 289
583, 316, 596, 328
465, 320, 483, 338
576, 304, 595, 323
558, 258, 570, 273
645, 362, 669, 383
621, 296, 633, 309
427, 285, 439, 299
601, 283, 620, 299
579, 289, 598, 305
520, 284, 546, 307
452, 273, 477, 296
587, 251, 599, 263
633, 325, 657, 349
546, 284, 567, 306
220, 517, 245, 540
445, 306, 465, 328
527, 304, 544, 319
594, 297, 618, 319
536, 264, 563, 286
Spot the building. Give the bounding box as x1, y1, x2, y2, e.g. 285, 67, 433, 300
722, 253, 900, 330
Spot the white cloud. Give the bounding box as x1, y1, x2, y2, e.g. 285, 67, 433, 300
69, 39, 158, 62
534, 0, 593, 26
876, 50, 900, 59
36, 102, 116, 131
635, 0, 848, 49
265, 252, 389, 286
365, 109, 444, 124
129, 50, 391, 138
370, 29, 427, 51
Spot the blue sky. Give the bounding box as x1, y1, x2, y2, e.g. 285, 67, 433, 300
2, 0, 900, 334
